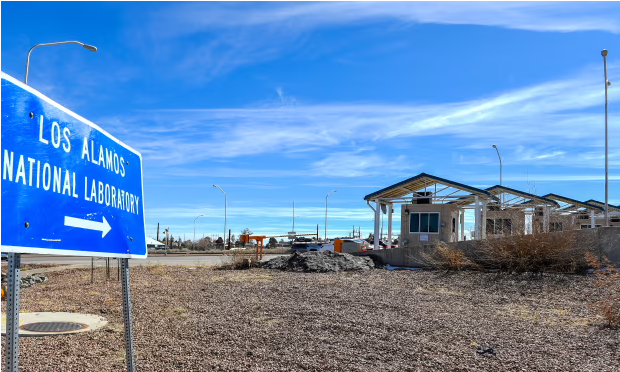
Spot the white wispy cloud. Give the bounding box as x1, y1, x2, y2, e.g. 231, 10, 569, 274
135, 2, 620, 81
101, 64, 618, 175
152, 2, 620, 36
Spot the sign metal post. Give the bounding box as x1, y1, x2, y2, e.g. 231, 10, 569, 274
1, 72, 147, 371
121, 258, 136, 372
5, 253, 22, 372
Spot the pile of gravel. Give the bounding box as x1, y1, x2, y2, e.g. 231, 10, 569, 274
261, 251, 374, 272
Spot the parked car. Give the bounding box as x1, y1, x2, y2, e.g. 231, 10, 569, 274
291, 242, 311, 253
291, 241, 334, 253
1, 252, 8, 261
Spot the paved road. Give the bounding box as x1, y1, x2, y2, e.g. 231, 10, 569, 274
14, 254, 284, 267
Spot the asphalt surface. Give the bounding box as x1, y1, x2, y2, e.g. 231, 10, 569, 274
14, 254, 284, 267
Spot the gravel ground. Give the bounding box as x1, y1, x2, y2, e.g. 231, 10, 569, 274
2, 266, 618, 371
1, 263, 60, 271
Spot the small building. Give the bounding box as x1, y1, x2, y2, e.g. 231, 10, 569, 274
452, 185, 559, 236
585, 200, 620, 227
146, 237, 165, 249
364, 173, 498, 248
539, 194, 605, 231
364, 172, 617, 249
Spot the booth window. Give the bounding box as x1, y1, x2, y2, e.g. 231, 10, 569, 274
410, 212, 440, 234
549, 222, 563, 232
486, 218, 512, 235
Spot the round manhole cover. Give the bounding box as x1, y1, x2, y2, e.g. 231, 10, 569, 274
20, 322, 87, 333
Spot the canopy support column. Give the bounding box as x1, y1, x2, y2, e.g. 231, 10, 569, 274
543, 207, 550, 233
374, 200, 381, 249
482, 200, 488, 240
387, 203, 393, 248
590, 210, 595, 228
460, 209, 465, 241
474, 196, 480, 240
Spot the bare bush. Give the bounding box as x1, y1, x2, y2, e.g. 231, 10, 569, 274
219, 250, 258, 270
585, 252, 620, 327
416, 242, 476, 271
474, 230, 591, 274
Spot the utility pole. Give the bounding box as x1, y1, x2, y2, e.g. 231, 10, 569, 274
325, 190, 337, 240
193, 215, 203, 250
213, 185, 227, 248
156, 223, 160, 241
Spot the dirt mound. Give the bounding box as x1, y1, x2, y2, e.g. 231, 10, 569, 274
261, 251, 374, 272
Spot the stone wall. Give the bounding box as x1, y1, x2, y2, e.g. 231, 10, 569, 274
355, 226, 620, 268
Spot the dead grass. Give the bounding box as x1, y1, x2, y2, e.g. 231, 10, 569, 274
219, 250, 259, 270
586, 252, 620, 327
418, 242, 477, 271
474, 230, 591, 274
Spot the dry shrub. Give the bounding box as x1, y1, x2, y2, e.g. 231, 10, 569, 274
418, 242, 476, 271
585, 252, 620, 327
219, 250, 258, 270
474, 230, 589, 274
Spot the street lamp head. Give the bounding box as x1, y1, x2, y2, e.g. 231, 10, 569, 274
607, 80, 612, 86
492, 144, 497, 148
601, 49, 608, 57
82, 44, 97, 52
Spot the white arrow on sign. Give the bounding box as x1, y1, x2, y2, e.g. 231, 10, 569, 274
64, 216, 111, 238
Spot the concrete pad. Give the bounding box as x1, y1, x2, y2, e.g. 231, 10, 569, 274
1, 312, 107, 337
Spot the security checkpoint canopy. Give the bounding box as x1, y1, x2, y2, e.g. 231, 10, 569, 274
363, 172, 498, 202
449, 185, 559, 208
538, 193, 604, 212
584, 199, 620, 213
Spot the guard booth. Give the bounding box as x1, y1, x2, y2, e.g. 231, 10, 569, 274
538, 194, 606, 231
363, 173, 499, 249
584, 200, 620, 227
452, 185, 559, 236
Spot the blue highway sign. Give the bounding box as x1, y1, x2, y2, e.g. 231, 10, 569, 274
1, 72, 146, 258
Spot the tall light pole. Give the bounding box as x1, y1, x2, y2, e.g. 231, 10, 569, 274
25, 41, 97, 84
193, 215, 203, 249
6, 40, 98, 372
602, 49, 611, 227
492, 144, 503, 206
213, 185, 227, 247
325, 190, 337, 240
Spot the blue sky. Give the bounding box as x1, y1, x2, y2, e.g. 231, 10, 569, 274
2, 2, 619, 241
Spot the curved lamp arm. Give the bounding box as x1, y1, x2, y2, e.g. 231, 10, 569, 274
25, 41, 97, 84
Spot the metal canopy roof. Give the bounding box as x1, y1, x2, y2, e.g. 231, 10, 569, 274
363, 172, 497, 201
584, 200, 620, 212
541, 193, 604, 212
447, 185, 558, 207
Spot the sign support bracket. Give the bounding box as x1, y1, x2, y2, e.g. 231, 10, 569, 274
121, 258, 136, 372
4, 253, 22, 372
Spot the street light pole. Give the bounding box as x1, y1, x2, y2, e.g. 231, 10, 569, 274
492, 144, 503, 206
325, 190, 337, 240
25, 41, 97, 84
602, 49, 611, 227
193, 215, 203, 250
213, 185, 227, 248
5, 40, 99, 372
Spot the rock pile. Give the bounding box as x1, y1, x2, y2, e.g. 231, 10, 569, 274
1, 273, 48, 289
261, 251, 375, 272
